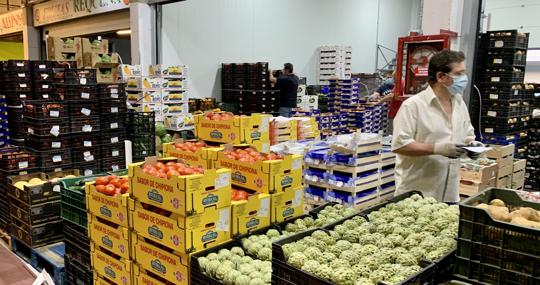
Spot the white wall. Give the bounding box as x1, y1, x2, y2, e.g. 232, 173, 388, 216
160, 0, 416, 99
485, 0, 540, 48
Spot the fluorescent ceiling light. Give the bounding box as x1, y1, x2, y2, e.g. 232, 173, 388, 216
117, 30, 131, 35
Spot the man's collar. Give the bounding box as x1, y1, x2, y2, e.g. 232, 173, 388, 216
423, 85, 438, 104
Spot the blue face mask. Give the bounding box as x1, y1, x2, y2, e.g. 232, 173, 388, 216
446, 74, 468, 95
385, 78, 394, 85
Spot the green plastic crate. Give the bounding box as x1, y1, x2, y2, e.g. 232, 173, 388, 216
60, 175, 106, 228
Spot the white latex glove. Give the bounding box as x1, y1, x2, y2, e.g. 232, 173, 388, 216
434, 142, 467, 158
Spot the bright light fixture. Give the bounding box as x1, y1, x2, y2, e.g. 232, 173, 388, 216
117, 30, 131, 35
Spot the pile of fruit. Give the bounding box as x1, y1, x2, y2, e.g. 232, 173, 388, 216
142, 161, 204, 179
476, 198, 540, 228
223, 148, 283, 163
95, 175, 129, 196
231, 188, 249, 201
204, 111, 234, 121
173, 141, 207, 152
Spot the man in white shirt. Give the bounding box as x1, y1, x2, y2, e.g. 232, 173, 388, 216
392, 50, 480, 203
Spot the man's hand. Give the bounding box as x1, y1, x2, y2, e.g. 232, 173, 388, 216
466, 141, 485, 160
434, 142, 467, 158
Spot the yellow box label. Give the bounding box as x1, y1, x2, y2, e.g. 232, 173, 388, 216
231, 193, 271, 236
89, 216, 131, 259
271, 186, 304, 223
86, 183, 131, 227
132, 234, 189, 284
130, 203, 231, 254
92, 248, 132, 285
129, 162, 231, 216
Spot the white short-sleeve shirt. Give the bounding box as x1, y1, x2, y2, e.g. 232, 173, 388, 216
391, 85, 475, 202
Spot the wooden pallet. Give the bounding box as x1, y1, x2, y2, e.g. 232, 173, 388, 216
11, 237, 65, 285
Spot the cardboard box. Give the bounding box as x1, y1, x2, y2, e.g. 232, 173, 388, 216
131, 234, 189, 284
162, 90, 187, 103
82, 38, 109, 54
496, 175, 512, 188
129, 157, 231, 215
149, 65, 187, 77
209, 145, 303, 194
231, 192, 271, 236
194, 113, 270, 145
513, 159, 526, 172
271, 186, 304, 223
127, 90, 162, 103
126, 77, 162, 89
130, 102, 162, 113
498, 164, 513, 179
83, 52, 119, 67
96, 67, 119, 83
85, 181, 133, 227
460, 163, 498, 183
129, 201, 231, 253
162, 103, 189, 116
162, 78, 186, 89
163, 114, 194, 131
88, 214, 131, 259
91, 244, 133, 285
306, 95, 318, 109
486, 144, 514, 166
460, 177, 497, 197
162, 139, 218, 169
133, 267, 174, 285
121, 64, 142, 77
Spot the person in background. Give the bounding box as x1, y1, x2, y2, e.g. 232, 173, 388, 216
370, 71, 395, 103
391, 49, 483, 203
269, 63, 299, 117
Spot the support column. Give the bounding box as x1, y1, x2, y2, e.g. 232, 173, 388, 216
130, 1, 156, 68
22, 6, 40, 60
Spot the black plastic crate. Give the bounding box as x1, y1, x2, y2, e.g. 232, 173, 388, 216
23, 101, 67, 119
9, 198, 61, 226
63, 222, 91, 269
57, 85, 99, 101
101, 158, 125, 172
71, 133, 100, 149
57, 69, 97, 85
70, 116, 100, 133
65, 254, 93, 285
0, 147, 38, 171
5, 60, 31, 71
34, 148, 72, 168
10, 218, 63, 247
126, 111, 155, 134
100, 131, 126, 145
25, 134, 70, 151
100, 114, 125, 132
98, 83, 126, 100
5, 91, 32, 105
100, 143, 125, 161
33, 69, 54, 82
482, 100, 521, 117
485, 49, 527, 66
487, 30, 529, 49
61, 186, 87, 229
68, 100, 99, 117
71, 146, 100, 165
30, 61, 53, 71
72, 161, 101, 177
483, 67, 525, 83
131, 134, 156, 160
99, 99, 127, 115
26, 117, 70, 136
455, 188, 540, 283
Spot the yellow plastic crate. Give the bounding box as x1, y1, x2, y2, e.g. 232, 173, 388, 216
194, 113, 270, 144
231, 192, 271, 237
162, 140, 221, 169
91, 243, 133, 285
85, 181, 133, 228
130, 201, 231, 254
131, 233, 189, 284
209, 145, 303, 194
129, 158, 232, 216
271, 185, 305, 223
88, 214, 131, 260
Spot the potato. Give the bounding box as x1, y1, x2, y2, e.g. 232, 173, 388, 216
487, 205, 511, 222
511, 216, 540, 229
511, 207, 540, 222
489, 199, 506, 207
476, 203, 489, 210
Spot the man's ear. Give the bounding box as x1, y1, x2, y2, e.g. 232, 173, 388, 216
436, 71, 446, 82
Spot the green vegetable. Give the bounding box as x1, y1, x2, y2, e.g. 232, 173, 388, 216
155, 122, 166, 137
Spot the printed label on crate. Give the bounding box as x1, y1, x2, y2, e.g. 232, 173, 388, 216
111, 107, 119, 113
111, 122, 119, 129
111, 88, 118, 94
489, 94, 498, 99
258, 197, 270, 217
85, 169, 93, 176
20, 83, 27, 88
18, 73, 25, 78
42, 94, 48, 99
81, 108, 91, 116
80, 78, 87, 85
84, 141, 92, 147
51, 142, 61, 148
49, 110, 59, 117
18, 161, 28, 169
491, 77, 500, 82
111, 136, 119, 143
81, 92, 90, 99
495, 40, 504, 48
52, 155, 62, 163
514, 90, 519, 96
50, 125, 60, 136
112, 150, 120, 157
82, 125, 92, 132
485, 128, 494, 133
487, 111, 497, 117
493, 58, 503, 64
281, 175, 293, 187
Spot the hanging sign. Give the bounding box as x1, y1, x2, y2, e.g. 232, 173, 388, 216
0, 9, 24, 36
33, 0, 130, 27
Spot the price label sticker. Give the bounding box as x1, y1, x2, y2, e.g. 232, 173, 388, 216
50, 110, 60, 117
81, 108, 91, 116
18, 161, 28, 169
216, 208, 230, 232
18, 73, 25, 78
43, 84, 49, 89
489, 94, 498, 100
258, 197, 270, 217
111, 88, 118, 94
20, 94, 26, 98
110, 122, 118, 129
81, 92, 90, 99
112, 165, 120, 171
39, 64, 46, 69
51, 142, 61, 148
84, 169, 93, 176
42, 94, 49, 99
112, 150, 120, 157
50, 125, 60, 136
16, 63, 24, 67
487, 111, 497, 117
52, 155, 62, 163
215, 173, 231, 189
292, 158, 302, 170
84, 151, 91, 157
82, 125, 93, 132
28, 128, 34, 134
80, 78, 87, 85
292, 188, 303, 207
111, 137, 119, 143
495, 40, 504, 48
491, 77, 500, 82
41, 73, 49, 79
493, 58, 503, 64
111, 107, 119, 113
514, 90, 519, 96
485, 128, 494, 133
84, 141, 92, 147
53, 185, 61, 193
20, 83, 27, 88
85, 155, 95, 162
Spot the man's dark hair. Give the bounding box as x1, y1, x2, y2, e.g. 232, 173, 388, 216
284, 63, 293, 73
428, 49, 465, 83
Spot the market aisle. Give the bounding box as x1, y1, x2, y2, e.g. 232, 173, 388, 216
0, 242, 36, 285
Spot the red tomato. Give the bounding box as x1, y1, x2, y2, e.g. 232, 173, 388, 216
109, 178, 121, 188
120, 182, 129, 194
237, 191, 249, 201
104, 185, 116, 196
96, 177, 109, 186
167, 170, 180, 179
96, 185, 106, 193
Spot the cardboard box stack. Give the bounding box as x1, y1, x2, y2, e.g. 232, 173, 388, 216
459, 158, 498, 196
46, 37, 83, 67
270, 117, 298, 145
486, 144, 515, 188
81, 38, 120, 83
318, 46, 352, 84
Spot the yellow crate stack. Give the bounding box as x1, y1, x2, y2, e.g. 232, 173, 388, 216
128, 157, 233, 284
194, 113, 270, 147
162, 139, 221, 169
85, 180, 134, 285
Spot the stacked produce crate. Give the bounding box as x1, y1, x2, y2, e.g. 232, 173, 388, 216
99, 83, 128, 172
328, 78, 360, 112
486, 144, 515, 188
317, 45, 352, 84
270, 117, 297, 145
128, 158, 232, 284
127, 111, 156, 162
221, 62, 279, 115
511, 158, 526, 190
525, 116, 539, 191
46, 37, 83, 67
459, 158, 498, 196
379, 147, 396, 199
0, 64, 8, 146
81, 38, 120, 83
475, 30, 532, 156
